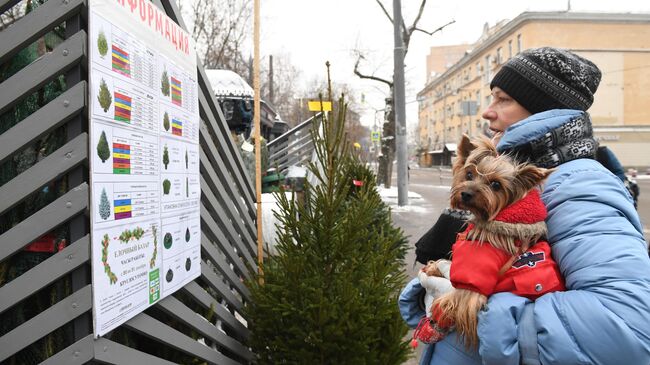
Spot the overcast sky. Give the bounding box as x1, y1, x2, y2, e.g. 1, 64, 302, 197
260, 0, 650, 128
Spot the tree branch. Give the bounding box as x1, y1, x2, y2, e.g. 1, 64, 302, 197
408, 0, 427, 36
353, 54, 393, 88
375, 0, 393, 23
413, 19, 456, 36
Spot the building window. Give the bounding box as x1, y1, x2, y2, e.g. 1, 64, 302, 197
517, 34, 522, 54
484, 55, 492, 84
476, 61, 481, 77
496, 47, 503, 64
476, 90, 481, 108
508, 40, 513, 59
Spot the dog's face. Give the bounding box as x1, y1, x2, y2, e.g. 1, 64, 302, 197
450, 135, 552, 222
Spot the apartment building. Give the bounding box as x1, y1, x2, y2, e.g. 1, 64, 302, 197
417, 12, 650, 168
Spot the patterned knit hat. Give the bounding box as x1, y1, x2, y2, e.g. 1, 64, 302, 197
490, 47, 601, 114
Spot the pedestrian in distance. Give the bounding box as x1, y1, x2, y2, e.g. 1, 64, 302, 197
399, 47, 650, 365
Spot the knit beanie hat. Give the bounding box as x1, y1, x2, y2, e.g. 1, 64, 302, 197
490, 47, 602, 114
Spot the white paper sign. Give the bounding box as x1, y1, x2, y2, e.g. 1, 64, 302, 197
89, 0, 200, 337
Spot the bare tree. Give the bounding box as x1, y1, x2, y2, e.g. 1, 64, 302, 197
183, 2, 305, 128
298, 77, 367, 148
186, 0, 252, 77
260, 53, 302, 123
354, 0, 454, 187
0, 1, 25, 31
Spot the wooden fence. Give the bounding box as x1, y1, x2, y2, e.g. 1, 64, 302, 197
0, 0, 257, 363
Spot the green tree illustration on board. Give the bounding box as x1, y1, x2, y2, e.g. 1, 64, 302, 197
99, 188, 111, 220
164, 232, 173, 249
97, 30, 108, 57
98, 78, 112, 112
97, 130, 110, 163
162, 145, 169, 169
185, 149, 188, 169
163, 111, 170, 131
161, 69, 170, 96
162, 179, 171, 195
185, 227, 190, 242
186, 177, 189, 197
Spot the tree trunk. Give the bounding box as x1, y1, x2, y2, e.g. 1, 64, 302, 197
378, 95, 395, 188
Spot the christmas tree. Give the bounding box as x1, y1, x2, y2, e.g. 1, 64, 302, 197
162, 145, 169, 169
163, 111, 170, 131
97, 30, 108, 57
245, 87, 410, 363
161, 69, 170, 96
97, 130, 110, 163
99, 188, 111, 220
97, 78, 112, 112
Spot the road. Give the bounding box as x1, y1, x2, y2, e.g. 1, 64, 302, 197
392, 168, 650, 271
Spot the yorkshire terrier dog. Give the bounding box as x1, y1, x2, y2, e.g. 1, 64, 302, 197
426, 135, 565, 349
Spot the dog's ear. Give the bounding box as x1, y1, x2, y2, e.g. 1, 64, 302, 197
454, 134, 475, 171
515, 165, 555, 191
469, 135, 498, 162
471, 135, 498, 155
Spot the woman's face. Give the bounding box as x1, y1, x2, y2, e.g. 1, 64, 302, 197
481, 87, 531, 133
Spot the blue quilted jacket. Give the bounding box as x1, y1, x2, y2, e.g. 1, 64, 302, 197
399, 110, 650, 365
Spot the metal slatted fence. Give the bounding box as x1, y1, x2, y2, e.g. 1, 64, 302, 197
267, 113, 322, 175
0, 0, 257, 363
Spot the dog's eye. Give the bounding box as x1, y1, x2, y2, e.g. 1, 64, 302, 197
490, 181, 501, 190
466, 171, 473, 180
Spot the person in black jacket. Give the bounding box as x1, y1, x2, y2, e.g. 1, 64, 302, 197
414, 208, 469, 264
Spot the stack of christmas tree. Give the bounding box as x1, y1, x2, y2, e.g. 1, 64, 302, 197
246, 93, 410, 364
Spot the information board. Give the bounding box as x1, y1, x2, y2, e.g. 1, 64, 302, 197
89, 0, 200, 336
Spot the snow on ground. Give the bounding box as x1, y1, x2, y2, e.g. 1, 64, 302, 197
377, 186, 423, 199
408, 183, 452, 190
377, 186, 432, 214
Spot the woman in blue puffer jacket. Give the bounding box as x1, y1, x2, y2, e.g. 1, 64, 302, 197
399, 47, 650, 365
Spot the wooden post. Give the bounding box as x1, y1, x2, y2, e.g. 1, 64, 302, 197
253, 0, 263, 280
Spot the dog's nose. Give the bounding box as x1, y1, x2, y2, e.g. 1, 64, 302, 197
461, 191, 473, 202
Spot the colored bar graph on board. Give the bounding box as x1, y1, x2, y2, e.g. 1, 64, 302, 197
112, 142, 131, 174
171, 118, 182, 136
113, 198, 132, 220
171, 77, 182, 106
114, 92, 132, 123
111, 45, 131, 77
